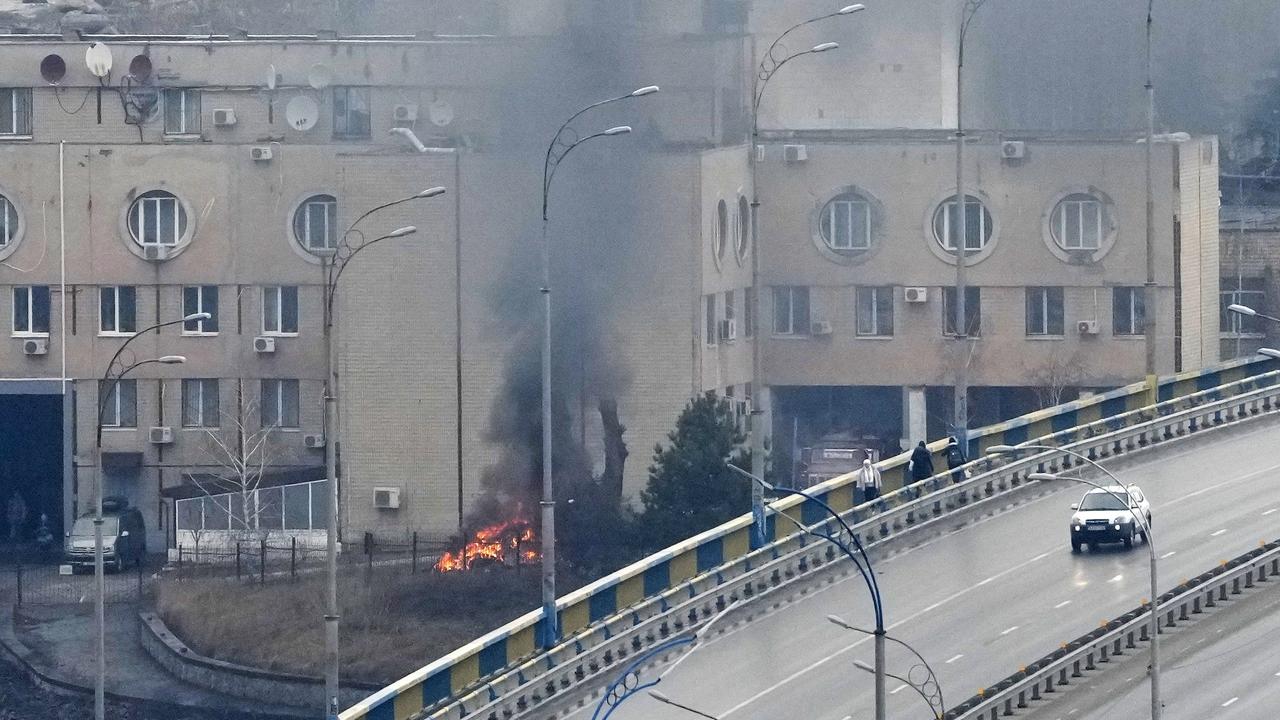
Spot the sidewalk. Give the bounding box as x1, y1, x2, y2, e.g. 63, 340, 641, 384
2, 602, 310, 720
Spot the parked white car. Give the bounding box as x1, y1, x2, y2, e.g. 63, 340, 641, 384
1068, 484, 1152, 553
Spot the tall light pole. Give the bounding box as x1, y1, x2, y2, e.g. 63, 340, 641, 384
94, 314, 200, 720
749, 4, 861, 541
952, 0, 988, 451
1143, 0, 1158, 388
987, 444, 1160, 720
728, 464, 887, 720
322, 188, 444, 720
539, 86, 657, 649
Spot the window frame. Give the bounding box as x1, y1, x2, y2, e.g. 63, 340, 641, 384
1220, 278, 1266, 339
942, 286, 982, 337
773, 286, 811, 337
705, 294, 718, 346
260, 379, 301, 430
1113, 286, 1146, 336
932, 195, 993, 253
735, 196, 750, 261
127, 190, 187, 247
182, 285, 219, 335
820, 194, 873, 252
98, 378, 137, 429
12, 285, 50, 337
855, 286, 894, 337
293, 194, 339, 253
261, 286, 299, 336
1025, 286, 1065, 337
0, 88, 32, 137
332, 87, 372, 139
98, 285, 137, 337
181, 378, 220, 429
1050, 195, 1104, 251
163, 88, 202, 136
0, 194, 18, 248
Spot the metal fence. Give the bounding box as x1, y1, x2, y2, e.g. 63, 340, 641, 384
5, 544, 153, 606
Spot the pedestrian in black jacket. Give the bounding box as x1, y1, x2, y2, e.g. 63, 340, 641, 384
945, 436, 967, 484
908, 441, 934, 483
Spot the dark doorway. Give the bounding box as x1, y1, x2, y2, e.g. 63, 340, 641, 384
0, 393, 64, 541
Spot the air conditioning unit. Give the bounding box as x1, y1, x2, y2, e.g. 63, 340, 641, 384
783, 144, 808, 163
142, 245, 169, 262
1001, 140, 1026, 159
212, 109, 237, 127
718, 318, 737, 342
148, 426, 174, 444
373, 487, 401, 509
1077, 320, 1100, 335
904, 287, 928, 303
303, 433, 326, 449
393, 103, 418, 123
810, 320, 833, 336
22, 338, 48, 355
253, 336, 276, 353
250, 145, 273, 162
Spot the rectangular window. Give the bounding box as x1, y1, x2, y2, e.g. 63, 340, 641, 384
825, 197, 872, 250
98, 286, 136, 335
1056, 199, 1103, 250
163, 89, 201, 135
0, 88, 32, 136
705, 294, 717, 345
773, 286, 810, 336
98, 379, 137, 428
744, 287, 755, 338
262, 286, 298, 335
856, 286, 894, 337
333, 87, 371, 139
12, 285, 49, 335
183, 286, 219, 334
1220, 278, 1266, 337
1025, 287, 1065, 336
182, 379, 220, 428
942, 286, 981, 336
1113, 287, 1146, 336
261, 379, 300, 429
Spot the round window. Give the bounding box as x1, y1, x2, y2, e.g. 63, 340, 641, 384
932, 194, 993, 253
0, 195, 19, 247
1049, 193, 1107, 251
735, 195, 750, 261
819, 192, 873, 254
293, 194, 338, 253
712, 198, 728, 263
127, 190, 188, 247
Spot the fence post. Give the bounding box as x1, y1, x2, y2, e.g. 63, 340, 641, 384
15, 554, 22, 608
290, 536, 297, 580
177, 544, 183, 578
137, 553, 143, 596
365, 532, 374, 576
235, 542, 242, 581
412, 532, 418, 575
260, 538, 267, 584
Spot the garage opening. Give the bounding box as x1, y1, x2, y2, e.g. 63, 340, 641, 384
0, 393, 65, 541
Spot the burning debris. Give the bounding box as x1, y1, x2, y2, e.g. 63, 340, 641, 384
434, 518, 539, 573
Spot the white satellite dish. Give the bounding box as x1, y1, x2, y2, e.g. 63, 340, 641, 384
85, 42, 113, 78
285, 95, 319, 131
308, 63, 333, 90
266, 63, 277, 90
428, 99, 454, 128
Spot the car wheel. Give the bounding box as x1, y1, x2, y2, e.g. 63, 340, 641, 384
1071, 539, 1082, 554
1123, 530, 1134, 549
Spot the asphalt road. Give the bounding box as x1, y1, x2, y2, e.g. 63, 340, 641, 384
569, 416, 1280, 720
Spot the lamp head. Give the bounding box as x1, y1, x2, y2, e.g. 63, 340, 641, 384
853, 659, 875, 673
811, 42, 840, 53
157, 355, 186, 364
604, 126, 633, 136
1228, 303, 1257, 317
648, 690, 672, 703
388, 226, 417, 238
1259, 348, 1280, 361
986, 444, 1018, 455
416, 186, 447, 199
838, 4, 866, 13
182, 312, 212, 322
826, 614, 852, 630
631, 85, 660, 97
1028, 472, 1060, 482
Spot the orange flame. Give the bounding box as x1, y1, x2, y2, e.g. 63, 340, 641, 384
435, 519, 539, 572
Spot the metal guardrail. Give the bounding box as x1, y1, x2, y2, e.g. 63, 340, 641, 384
389, 372, 1280, 720
952, 540, 1280, 719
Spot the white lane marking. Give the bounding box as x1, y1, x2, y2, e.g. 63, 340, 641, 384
945, 654, 964, 664
1054, 600, 1072, 609
1274, 670, 1280, 677
1223, 697, 1239, 707
1264, 508, 1278, 516
890, 684, 908, 695
977, 576, 994, 586
1164, 460, 1280, 507
719, 550, 1054, 717
1160, 551, 1177, 559
1211, 529, 1228, 537
1000, 626, 1019, 636
1108, 575, 1124, 583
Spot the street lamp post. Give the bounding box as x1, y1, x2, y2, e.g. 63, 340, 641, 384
93, 314, 203, 720
987, 444, 1160, 720
828, 616, 945, 720
538, 86, 657, 648
322, 189, 444, 719
748, 4, 861, 545
1143, 0, 1158, 387
952, 0, 988, 449
727, 464, 887, 720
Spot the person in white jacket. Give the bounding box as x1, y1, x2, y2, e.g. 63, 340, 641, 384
856, 458, 882, 503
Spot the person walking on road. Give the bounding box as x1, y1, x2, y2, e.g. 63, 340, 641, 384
908, 441, 934, 483
945, 436, 968, 484
857, 458, 883, 504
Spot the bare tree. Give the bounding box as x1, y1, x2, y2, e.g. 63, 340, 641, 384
186, 396, 287, 544
1027, 351, 1085, 410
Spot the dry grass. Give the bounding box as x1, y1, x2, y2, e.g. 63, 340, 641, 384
155, 568, 552, 684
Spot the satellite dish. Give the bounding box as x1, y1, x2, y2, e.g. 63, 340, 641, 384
428, 99, 454, 127
266, 63, 277, 90
307, 63, 333, 90
128, 55, 152, 82
285, 95, 319, 131
40, 54, 66, 85
85, 42, 113, 79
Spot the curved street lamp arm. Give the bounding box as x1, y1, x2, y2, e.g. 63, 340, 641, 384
1011, 444, 1151, 535
958, 0, 990, 68
327, 231, 414, 319
591, 635, 695, 720
97, 315, 195, 444
754, 48, 828, 116
774, 505, 878, 613
543, 130, 625, 218
543, 92, 640, 219
760, 9, 848, 78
